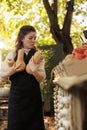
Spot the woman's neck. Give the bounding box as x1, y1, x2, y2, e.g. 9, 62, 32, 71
23, 48, 31, 55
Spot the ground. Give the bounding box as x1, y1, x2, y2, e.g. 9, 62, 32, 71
0, 116, 57, 130
44, 116, 57, 130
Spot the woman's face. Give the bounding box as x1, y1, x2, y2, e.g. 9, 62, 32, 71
22, 31, 36, 49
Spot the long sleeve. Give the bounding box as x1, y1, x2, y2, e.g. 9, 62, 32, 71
32, 59, 46, 82
0, 51, 16, 80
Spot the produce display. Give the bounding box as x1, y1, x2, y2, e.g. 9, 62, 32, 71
53, 45, 87, 130
55, 45, 87, 77
0, 79, 10, 97
53, 86, 72, 130
72, 45, 87, 59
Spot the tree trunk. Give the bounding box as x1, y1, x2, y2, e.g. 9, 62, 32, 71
43, 0, 74, 56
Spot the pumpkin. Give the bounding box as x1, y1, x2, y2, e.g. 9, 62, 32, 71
33, 50, 43, 64
0, 80, 3, 88
26, 50, 43, 74
8, 58, 15, 67
15, 49, 26, 72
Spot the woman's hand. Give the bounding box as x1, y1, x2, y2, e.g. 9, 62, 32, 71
6, 64, 17, 76
1, 64, 17, 79
15, 62, 26, 72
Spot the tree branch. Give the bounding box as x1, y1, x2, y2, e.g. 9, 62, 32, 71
43, 0, 58, 27
62, 0, 75, 35
51, 0, 57, 18
43, 0, 61, 43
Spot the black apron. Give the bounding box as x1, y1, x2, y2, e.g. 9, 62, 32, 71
7, 49, 45, 130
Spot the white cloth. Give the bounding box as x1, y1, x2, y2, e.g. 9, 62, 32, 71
28, 56, 45, 72
53, 74, 87, 90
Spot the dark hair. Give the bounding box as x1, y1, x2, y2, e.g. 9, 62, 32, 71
14, 25, 36, 52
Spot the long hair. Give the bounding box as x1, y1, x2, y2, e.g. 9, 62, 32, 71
14, 25, 36, 52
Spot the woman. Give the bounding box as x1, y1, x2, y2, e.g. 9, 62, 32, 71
1, 25, 46, 130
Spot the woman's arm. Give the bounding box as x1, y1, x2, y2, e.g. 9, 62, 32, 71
1, 65, 16, 79
0, 51, 16, 80
26, 58, 46, 82
33, 58, 46, 82
33, 69, 46, 83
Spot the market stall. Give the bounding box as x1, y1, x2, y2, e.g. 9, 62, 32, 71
0, 80, 10, 130
53, 45, 87, 130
